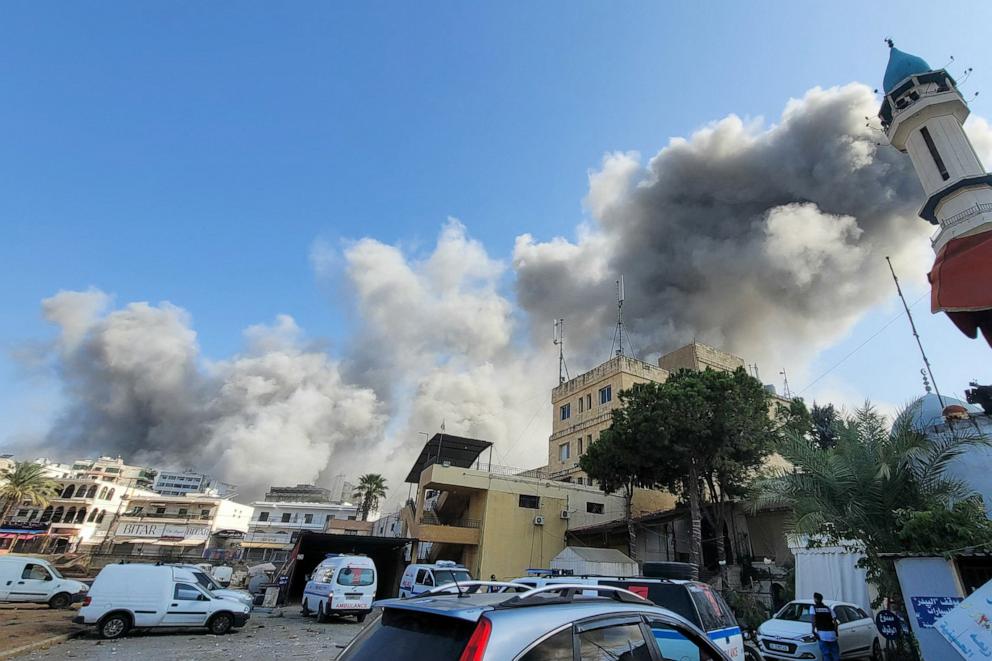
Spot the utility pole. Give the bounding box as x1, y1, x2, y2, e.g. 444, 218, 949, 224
886, 257, 945, 408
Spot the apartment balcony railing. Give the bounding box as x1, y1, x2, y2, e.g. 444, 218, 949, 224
418, 512, 481, 529
120, 513, 212, 522
933, 202, 992, 244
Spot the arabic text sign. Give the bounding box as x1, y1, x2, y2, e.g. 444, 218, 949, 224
934, 579, 992, 660
875, 610, 903, 640
912, 596, 964, 629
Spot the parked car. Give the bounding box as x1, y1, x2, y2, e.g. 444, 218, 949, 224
74, 563, 251, 639
757, 599, 882, 660
338, 581, 730, 660
511, 575, 745, 660
172, 564, 253, 608
302, 554, 377, 623
398, 560, 472, 597
0, 555, 88, 609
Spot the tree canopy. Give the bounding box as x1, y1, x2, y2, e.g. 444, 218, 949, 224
352, 473, 388, 521
0, 462, 60, 524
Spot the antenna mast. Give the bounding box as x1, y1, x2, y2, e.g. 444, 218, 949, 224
613, 275, 625, 357
553, 318, 570, 384
886, 257, 945, 408
780, 369, 792, 399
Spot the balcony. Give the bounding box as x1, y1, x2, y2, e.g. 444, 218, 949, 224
119, 513, 212, 523
402, 505, 480, 546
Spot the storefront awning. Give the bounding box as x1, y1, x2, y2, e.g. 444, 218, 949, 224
930, 230, 992, 346
240, 541, 292, 549
152, 539, 207, 547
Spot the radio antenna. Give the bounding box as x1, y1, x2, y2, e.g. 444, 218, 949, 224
610, 275, 626, 358
886, 256, 944, 408
553, 318, 570, 384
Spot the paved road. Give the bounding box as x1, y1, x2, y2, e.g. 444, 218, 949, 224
20, 608, 364, 661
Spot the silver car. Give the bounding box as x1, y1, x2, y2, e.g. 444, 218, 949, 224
338, 581, 729, 660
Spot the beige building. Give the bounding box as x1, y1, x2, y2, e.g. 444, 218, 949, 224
548, 342, 784, 509
402, 434, 627, 580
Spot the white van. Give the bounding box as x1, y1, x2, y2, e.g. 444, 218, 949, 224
511, 575, 746, 661
75, 563, 251, 639
172, 564, 253, 608
0, 556, 88, 609
302, 554, 377, 623
398, 560, 472, 598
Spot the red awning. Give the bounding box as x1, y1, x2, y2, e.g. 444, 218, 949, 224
929, 230, 992, 346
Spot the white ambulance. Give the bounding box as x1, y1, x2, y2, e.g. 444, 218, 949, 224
302, 554, 377, 623
398, 560, 472, 598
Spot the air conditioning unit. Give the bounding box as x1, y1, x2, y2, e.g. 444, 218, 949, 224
560, 509, 570, 520
533, 515, 545, 526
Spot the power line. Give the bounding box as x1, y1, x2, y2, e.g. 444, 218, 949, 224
797, 291, 929, 396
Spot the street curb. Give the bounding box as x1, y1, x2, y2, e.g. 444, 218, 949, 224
0, 631, 83, 659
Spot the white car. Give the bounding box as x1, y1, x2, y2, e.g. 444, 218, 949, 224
0, 556, 88, 609
302, 554, 377, 623
75, 564, 250, 639
757, 599, 882, 660
397, 560, 472, 598
173, 564, 253, 608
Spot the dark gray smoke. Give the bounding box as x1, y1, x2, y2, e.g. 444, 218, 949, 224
514, 84, 938, 373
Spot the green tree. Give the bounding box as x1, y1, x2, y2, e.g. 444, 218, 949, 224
810, 403, 841, 449
352, 474, 388, 521
579, 384, 665, 561
651, 368, 776, 568
0, 462, 60, 524
750, 403, 992, 605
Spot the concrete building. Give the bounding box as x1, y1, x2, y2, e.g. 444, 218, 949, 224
109, 493, 252, 559
263, 484, 334, 503
152, 469, 236, 498
240, 500, 360, 562
372, 510, 406, 538
402, 434, 627, 580
67, 456, 156, 489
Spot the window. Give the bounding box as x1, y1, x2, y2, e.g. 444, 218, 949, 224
586, 502, 604, 514
304, 513, 314, 524
586, 394, 592, 410
577, 622, 652, 661
559, 403, 571, 421
178, 508, 188, 516
16, 509, 28, 518
155, 507, 166, 515
521, 628, 574, 660
920, 126, 950, 180
576, 477, 584, 485
258, 511, 269, 522
22, 564, 51, 581
645, 619, 718, 661
577, 437, 583, 455
348, 515, 357, 521
415, 569, 434, 586
599, 385, 612, 405
337, 567, 375, 586
519, 494, 540, 509
688, 584, 737, 632
174, 583, 206, 601
281, 512, 292, 523
336, 609, 476, 661
559, 442, 570, 462
200, 509, 210, 517
578, 396, 584, 413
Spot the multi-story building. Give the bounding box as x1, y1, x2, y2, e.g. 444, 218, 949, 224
263, 484, 334, 503
240, 500, 361, 562
109, 494, 252, 559
372, 510, 406, 538
152, 469, 236, 497
67, 456, 156, 489
401, 433, 628, 580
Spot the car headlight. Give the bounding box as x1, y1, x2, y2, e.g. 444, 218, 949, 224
800, 634, 817, 643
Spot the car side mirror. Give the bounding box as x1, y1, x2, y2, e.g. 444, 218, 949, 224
45, 574, 54, 581
198, 594, 209, 601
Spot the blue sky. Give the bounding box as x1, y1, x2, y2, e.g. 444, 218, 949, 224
3, 2, 992, 447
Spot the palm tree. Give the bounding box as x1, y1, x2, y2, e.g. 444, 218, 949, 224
352, 474, 388, 521
0, 462, 60, 524
750, 401, 992, 602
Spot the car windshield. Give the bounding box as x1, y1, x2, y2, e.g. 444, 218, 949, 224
776, 602, 814, 622
434, 570, 471, 585
47, 565, 64, 579
338, 609, 475, 660
192, 571, 220, 592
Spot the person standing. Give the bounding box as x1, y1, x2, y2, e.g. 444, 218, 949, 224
811, 592, 840, 661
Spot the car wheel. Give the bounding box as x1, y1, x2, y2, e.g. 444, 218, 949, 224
316, 603, 329, 623
870, 638, 881, 661
208, 612, 234, 635
48, 592, 71, 610
356, 612, 367, 623
302, 599, 311, 617
743, 643, 763, 661
99, 613, 130, 640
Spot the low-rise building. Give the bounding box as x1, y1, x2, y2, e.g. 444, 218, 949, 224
109, 494, 252, 559
402, 434, 628, 580
263, 484, 334, 503
68, 456, 157, 489
240, 500, 360, 562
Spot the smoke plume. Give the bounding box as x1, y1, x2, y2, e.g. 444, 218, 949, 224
15, 83, 988, 501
